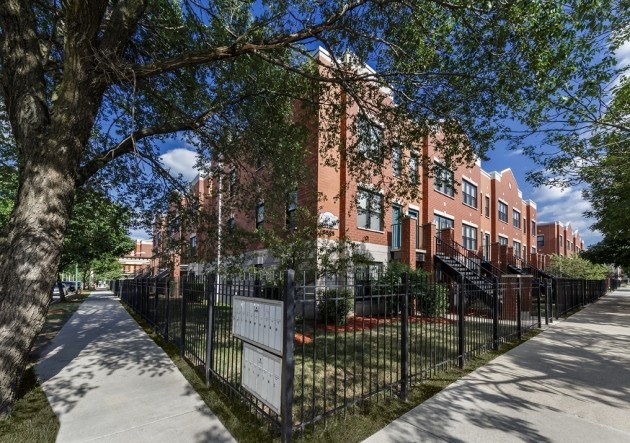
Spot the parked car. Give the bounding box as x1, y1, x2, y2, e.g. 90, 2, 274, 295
62, 281, 77, 293
52, 281, 76, 295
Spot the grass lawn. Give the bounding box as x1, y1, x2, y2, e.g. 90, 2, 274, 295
0, 291, 90, 443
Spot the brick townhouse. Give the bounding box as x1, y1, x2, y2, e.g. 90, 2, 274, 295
157, 48, 585, 278
536, 221, 584, 257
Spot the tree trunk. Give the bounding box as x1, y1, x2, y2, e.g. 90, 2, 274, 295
0, 152, 77, 416
56, 272, 66, 303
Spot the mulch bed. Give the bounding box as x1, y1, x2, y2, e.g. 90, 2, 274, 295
294, 315, 455, 342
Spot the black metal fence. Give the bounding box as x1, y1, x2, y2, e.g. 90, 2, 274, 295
116, 269, 610, 441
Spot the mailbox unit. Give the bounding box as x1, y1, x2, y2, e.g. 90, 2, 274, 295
241, 343, 282, 414
233, 296, 284, 355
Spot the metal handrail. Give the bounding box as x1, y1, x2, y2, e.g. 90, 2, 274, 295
435, 236, 502, 280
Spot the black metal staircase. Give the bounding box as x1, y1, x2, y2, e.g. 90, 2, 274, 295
435, 237, 501, 309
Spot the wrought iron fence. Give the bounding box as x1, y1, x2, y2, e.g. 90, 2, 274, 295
116, 268, 610, 442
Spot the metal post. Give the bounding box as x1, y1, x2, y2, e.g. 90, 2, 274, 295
206, 273, 216, 384
400, 273, 409, 401
516, 276, 522, 340
180, 277, 187, 357
546, 278, 553, 324
492, 278, 499, 351
536, 278, 542, 329
281, 270, 295, 443
165, 277, 170, 341
457, 276, 465, 369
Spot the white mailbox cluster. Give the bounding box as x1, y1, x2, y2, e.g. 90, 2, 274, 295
232, 296, 283, 355
241, 343, 282, 414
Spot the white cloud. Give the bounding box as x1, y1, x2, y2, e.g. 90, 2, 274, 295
128, 228, 151, 241
160, 148, 200, 182
531, 185, 601, 246
507, 149, 523, 157
615, 39, 630, 69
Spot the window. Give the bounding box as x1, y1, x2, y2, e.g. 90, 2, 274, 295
462, 180, 477, 208
256, 202, 265, 229
392, 144, 402, 177
434, 214, 454, 231
513, 240, 521, 258
286, 190, 298, 229
357, 114, 383, 162
523, 218, 527, 233
357, 188, 384, 230
485, 195, 490, 217
227, 216, 236, 230
392, 205, 402, 249
537, 235, 544, 248
229, 168, 237, 197
462, 224, 477, 250
559, 235, 563, 247
409, 152, 419, 184
531, 247, 536, 254
190, 236, 197, 256
512, 209, 521, 229
531, 221, 536, 236
434, 164, 454, 197
499, 236, 508, 246
498, 201, 508, 222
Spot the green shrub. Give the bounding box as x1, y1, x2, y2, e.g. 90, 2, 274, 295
415, 284, 449, 317
317, 288, 354, 325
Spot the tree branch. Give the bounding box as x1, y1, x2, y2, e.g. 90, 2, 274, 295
123, 0, 370, 80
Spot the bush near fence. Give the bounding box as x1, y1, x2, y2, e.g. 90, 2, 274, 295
116, 269, 612, 441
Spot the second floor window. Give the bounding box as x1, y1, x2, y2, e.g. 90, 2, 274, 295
286, 190, 298, 230
409, 152, 419, 185
531, 220, 536, 236
485, 195, 490, 217
537, 235, 544, 248
462, 224, 477, 250
357, 188, 383, 231
498, 201, 508, 222
256, 202, 265, 229
513, 209, 521, 228
434, 164, 454, 197
392, 143, 402, 177
462, 180, 477, 208
499, 236, 508, 246
357, 114, 383, 162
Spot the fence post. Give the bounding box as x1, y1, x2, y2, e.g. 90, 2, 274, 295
281, 270, 295, 443
206, 273, 216, 384
532, 279, 542, 329
164, 277, 170, 341
492, 278, 499, 351
400, 273, 409, 402
180, 277, 187, 358
153, 277, 159, 330
457, 276, 465, 369
546, 278, 553, 324
516, 276, 522, 340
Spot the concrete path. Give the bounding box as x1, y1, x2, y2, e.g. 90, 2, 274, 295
37, 291, 235, 443
363, 286, 630, 443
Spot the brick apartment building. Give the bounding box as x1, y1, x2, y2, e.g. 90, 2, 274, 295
536, 221, 584, 257
156, 48, 586, 278
119, 239, 153, 276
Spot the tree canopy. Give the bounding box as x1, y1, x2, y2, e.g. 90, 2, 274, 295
1, 0, 628, 415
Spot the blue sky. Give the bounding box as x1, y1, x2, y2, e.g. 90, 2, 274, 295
130, 41, 630, 247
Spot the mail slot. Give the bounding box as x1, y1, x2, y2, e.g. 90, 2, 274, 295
241, 343, 282, 414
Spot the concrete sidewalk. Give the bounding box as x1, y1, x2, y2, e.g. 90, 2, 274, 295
363, 286, 630, 443
37, 291, 235, 443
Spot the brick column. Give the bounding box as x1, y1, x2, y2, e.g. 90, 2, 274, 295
422, 222, 436, 274
401, 217, 416, 270
491, 242, 501, 270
